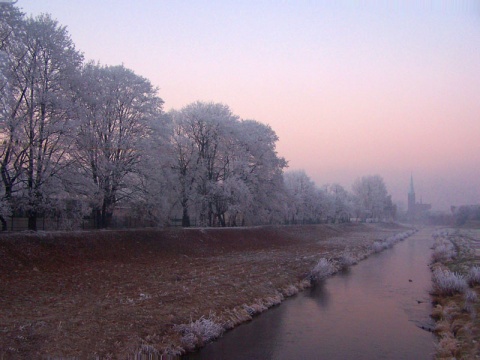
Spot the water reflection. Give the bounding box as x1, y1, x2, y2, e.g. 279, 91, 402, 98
185, 229, 435, 360
305, 282, 331, 308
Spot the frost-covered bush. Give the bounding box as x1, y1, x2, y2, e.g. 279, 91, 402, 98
372, 241, 385, 253
338, 253, 357, 269
281, 285, 299, 297
174, 316, 224, 351
467, 266, 480, 286
432, 268, 468, 296
310, 258, 336, 281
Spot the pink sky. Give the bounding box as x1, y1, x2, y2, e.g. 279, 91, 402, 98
18, 1, 480, 211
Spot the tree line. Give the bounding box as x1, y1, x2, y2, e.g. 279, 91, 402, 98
0, 5, 396, 230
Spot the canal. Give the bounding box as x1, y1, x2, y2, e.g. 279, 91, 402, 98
185, 228, 436, 359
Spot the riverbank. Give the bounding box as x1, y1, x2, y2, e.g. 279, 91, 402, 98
429, 226, 480, 359
0, 223, 411, 358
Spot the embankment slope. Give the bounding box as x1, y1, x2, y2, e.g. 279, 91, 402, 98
0, 223, 409, 358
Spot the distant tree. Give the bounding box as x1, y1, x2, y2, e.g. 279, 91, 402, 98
454, 205, 480, 226
352, 175, 389, 221
324, 183, 353, 222
283, 170, 319, 224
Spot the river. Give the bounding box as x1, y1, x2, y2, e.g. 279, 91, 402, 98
184, 228, 436, 359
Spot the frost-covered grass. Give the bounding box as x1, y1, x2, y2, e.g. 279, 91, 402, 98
174, 316, 224, 351
429, 228, 480, 359
310, 230, 416, 282
243, 303, 267, 316
310, 258, 336, 281
464, 288, 478, 303
431, 268, 468, 296
464, 288, 478, 315
432, 228, 458, 240
337, 253, 357, 269
467, 266, 480, 286
430, 240, 456, 264
370, 230, 416, 253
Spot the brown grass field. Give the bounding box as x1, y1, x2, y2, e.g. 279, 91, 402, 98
0, 223, 410, 358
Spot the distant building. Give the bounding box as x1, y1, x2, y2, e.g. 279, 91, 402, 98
407, 175, 431, 222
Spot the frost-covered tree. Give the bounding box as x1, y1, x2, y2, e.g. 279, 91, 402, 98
170, 102, 240, 226
0, 3, 25, 230
128, 113, 174, 227
324, 183, 352, 222
0, 13, 83, 230
169, 102, 286, 227
352, 175, 389, 221
283, 170, 320, 224
72, 63, 163, 228
0, 2, 23, 52
234, 120, 287, 225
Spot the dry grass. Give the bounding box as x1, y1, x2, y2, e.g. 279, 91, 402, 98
430, 227, 480, 359
0, 223, 411, 358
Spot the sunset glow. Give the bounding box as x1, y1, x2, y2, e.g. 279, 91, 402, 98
18, 0, 480, 210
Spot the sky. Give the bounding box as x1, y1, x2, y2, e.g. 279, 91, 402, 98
16, 0, 480, 211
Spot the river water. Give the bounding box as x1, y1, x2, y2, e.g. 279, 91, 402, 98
185, 228, 436, 359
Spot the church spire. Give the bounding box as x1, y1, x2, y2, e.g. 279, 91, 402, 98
409, 174, 415, 195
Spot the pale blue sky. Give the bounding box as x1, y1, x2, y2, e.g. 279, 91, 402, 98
17, 0, 480, 210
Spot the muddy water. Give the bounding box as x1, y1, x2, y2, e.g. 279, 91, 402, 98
185, 228, 436, 359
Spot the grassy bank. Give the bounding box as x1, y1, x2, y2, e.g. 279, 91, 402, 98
429, 227, 480, 359
0, 223, 410, 358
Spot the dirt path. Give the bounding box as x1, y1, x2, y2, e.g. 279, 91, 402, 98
0, 223, 411, 358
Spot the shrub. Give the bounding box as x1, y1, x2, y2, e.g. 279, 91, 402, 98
281, 285, 299, 297
174, 316, 224, 351
432, 268, 468, 296
310, 258, 336, 281
372, 241, 385, 253
337, 253, 357, 269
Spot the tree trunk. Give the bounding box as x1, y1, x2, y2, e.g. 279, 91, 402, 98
28, 211, 37, 231
0, 216, 7, 231
93, 208, 103, 229
181, 197, 190, 227
182, 207, 190, 227
217, 213, 226, 227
